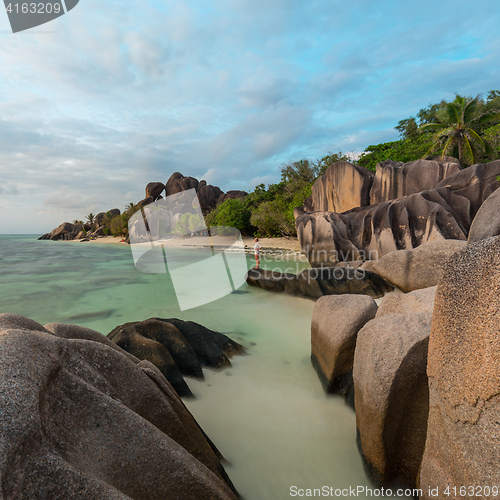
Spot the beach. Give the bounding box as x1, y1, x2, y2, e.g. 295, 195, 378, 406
70, 235, 303, 253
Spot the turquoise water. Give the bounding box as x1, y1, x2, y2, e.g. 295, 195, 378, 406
0, 235, 407, 499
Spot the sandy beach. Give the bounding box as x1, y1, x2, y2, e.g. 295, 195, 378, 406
70, 235, 303, 253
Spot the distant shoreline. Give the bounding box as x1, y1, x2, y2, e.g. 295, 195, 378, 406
64, 235, 303, 254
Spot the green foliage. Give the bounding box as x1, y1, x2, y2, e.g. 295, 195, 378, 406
109, 215, 125, 236
420, 94, 500, 165
206, 199, 252, 235
174, 213, 205, 236
358, 135, 434, 171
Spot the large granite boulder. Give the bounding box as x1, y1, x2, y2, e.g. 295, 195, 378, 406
198, 184, 224, 211
368, 240, 466, 292
296, 193, 467, 266
246, 267, 393, 299
304, 161, 374, 213
108, 318, 245, 398
165, 172, 199, 196
419, 236, 500, 497
353, 312, 431, 488
467, 185, 500, 244
370, 158, 460, 205
311, 294, 377, 398
434, 159, 500, 215
295, 160, 500, 267
0, 314, 239, 500
145, 182, 165, 200
376, 286, 436, 317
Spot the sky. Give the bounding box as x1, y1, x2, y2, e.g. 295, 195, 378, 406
0, 0, 498, 233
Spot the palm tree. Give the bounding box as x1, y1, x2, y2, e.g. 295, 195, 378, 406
85, 213, 95, 225
420, 95, 500, 165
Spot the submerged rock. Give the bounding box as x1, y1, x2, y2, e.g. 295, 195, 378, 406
246, 267, 393, 300
0, 313, 239, 500
108, 318, 245, 398
311, 294, 377, 400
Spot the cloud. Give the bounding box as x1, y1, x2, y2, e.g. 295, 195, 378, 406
0, 0, 499, 233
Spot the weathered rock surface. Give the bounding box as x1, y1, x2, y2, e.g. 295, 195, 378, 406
353, 312, 431, 488
467, 184, 500, 244
311, 295, 377, 397
145, 182, 165, 200
296, 193, 467, 266
419, 236, 500, 497
166, 172, 200, 197
376, 286, 436, 317
38, 222, 83, 241
246, 267, 393, 299
295, 160, 500, 266
370, 240, 466, 292
304, 161, 374, 213
0, 313, 239, 500
107, 318, 245, 398
198, 184, 224, 211
370, 158, 460, 205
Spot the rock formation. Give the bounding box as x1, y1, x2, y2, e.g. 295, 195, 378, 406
366, 240, 466, 292
303, 161, 374, 213
145, 182, 165, 200
0, 313, 239, 500
353, 311, 431, 488
467, 184, 500, 244
107, 318, 245, 397
296, 160, 500, 266
419, 235, 500, 497
369, 158, 460, 204
311, 294, 377, 399
246, 267, 393, 300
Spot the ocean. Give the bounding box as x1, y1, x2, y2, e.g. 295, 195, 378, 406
0, 235, 409, 499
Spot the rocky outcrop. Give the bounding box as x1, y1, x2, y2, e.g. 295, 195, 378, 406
375, 286, 436, 317
367, 240, 466, 292
166, 172, 199, 196
370, 158, 460, 205
304, 161, 374, 213
296, 160, 500, 266
198, 184, 224, 211
38, 222, 83, 241
0, 313, 239, 500
311, 295, 377, 399
353, 312, 431, 488
246, 267, 393, 299
296, 192, 467, 265
419, 236, 500, 497
145, 182, 165, 200
107, 318, 245, 397
467, 184, 500, 243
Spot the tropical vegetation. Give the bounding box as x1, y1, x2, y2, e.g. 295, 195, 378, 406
79, 90, 500, 240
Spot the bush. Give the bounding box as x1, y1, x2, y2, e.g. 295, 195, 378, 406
205, 199, 252, 235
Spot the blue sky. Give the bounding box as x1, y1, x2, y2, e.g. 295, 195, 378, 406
0, 0, 498, 233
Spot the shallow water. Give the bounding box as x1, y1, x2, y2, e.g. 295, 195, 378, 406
0, 235, 410, 499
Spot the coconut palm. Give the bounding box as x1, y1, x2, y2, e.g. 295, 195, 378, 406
420, 95, 500, 165
85, 213, 95, 224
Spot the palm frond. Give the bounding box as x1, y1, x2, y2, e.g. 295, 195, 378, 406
463, 96, 480, 124
446, 102, 461, 125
